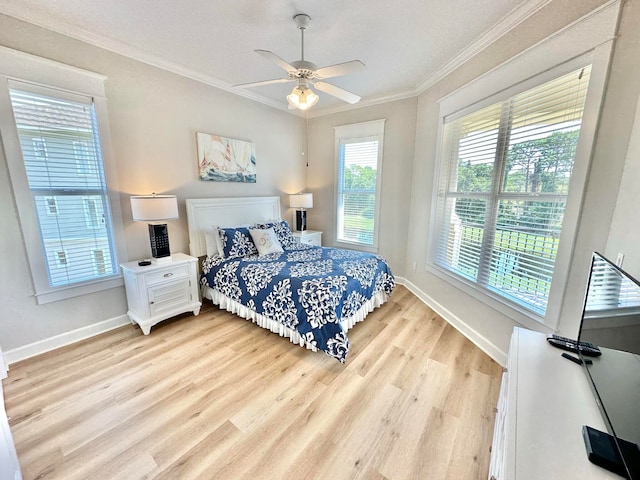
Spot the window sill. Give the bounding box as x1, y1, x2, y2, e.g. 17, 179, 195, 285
34, 275, 124, 305
333, 240, 378, 254
424, 261, 556, 332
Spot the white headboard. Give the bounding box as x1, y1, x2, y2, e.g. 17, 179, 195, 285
186, 196, 282, 257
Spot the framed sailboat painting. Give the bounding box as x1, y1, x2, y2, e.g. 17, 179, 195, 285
196, 132, 256, 183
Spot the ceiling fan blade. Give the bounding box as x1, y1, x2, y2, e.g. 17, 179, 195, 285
235, 78, 293, 89
255, 50, 297, 73
313, 82, 361, 104
314, 60, 365, 79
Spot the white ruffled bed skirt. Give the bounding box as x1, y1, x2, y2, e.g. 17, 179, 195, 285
203, 286, 390, 353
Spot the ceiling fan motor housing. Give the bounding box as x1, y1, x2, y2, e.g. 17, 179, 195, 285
293, 14, 311, 30
289, 60, 318, 79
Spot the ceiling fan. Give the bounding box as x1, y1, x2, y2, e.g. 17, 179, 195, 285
235, 13, 365, 110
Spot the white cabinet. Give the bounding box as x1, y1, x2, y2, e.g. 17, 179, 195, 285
0, 382, 21, 480
121, 253, 201, 335
488, 327, 617, 479
292, 230, 322, 246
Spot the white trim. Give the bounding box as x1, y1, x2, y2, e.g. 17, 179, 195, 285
307, 89, 419, 118
4, 314, 130, 365
0, 348, 6, 379
415, 0, 554, 94
0, 0, 558, 118
438, 0, 620, 115
396, 276, 508, 366
0, 45, 106, 96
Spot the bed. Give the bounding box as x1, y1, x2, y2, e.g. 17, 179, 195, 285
186, 196, 395, 362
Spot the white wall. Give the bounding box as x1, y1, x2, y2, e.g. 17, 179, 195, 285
606, 93, 640, 277
0, 14, 305, 352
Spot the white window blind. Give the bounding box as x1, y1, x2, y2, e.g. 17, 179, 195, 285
9, 86, 118, 288
337, 140, 378, 245
434, 65, 591, 316
335, 120, 384, 249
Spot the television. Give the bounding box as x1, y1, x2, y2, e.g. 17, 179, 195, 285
578, 252, 640, 479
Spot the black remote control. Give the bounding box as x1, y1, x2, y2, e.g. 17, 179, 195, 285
547, 334, 602, 357
561, 352, 592, 365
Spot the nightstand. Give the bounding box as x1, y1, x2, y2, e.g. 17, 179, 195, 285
292, 230, 322, 246
120, 253, 201, 334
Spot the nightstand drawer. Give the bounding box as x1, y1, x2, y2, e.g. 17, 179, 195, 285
299, 235, 319, 246
145, 264, 189, 285
293, 230, 322, 247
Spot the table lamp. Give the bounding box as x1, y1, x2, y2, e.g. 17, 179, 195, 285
289, 192, 313, 231
130, 194, 179, 264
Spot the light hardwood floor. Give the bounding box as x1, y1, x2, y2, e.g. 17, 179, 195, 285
4, 286, 503, 480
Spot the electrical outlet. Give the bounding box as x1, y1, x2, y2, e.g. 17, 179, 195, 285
616, 252, 624, 267
412, 261, 417, 271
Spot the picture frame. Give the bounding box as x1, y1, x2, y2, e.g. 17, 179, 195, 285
196, 132, 256, 183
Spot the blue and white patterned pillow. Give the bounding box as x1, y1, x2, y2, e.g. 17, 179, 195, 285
218, 227, 258, 258
253, 220, 297, 249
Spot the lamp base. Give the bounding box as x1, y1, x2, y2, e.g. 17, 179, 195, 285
295, 210, 307, 231
151, 255, 173, 265
149, 223, 171, 258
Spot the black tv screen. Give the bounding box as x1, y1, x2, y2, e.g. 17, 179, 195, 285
578, 252, 640, 478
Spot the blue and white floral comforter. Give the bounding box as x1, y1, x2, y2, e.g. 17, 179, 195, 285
201, 245, 395, 362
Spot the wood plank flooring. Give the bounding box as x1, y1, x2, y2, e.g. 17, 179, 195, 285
3, 285, 503, 480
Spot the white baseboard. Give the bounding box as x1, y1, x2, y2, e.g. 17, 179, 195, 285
0, 348, 6, 379
395, 276, 508, 366
4, 314, 130, 366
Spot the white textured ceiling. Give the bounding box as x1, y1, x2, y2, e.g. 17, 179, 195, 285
0, 0, 548, 115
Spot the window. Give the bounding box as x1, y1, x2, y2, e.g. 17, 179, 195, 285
32, 138, 47, 157
0, 47, 125, 304
74, 141, 96, 176
335, 120, 385, 250
8, 85, 118, 290
56, 251, 68, 266
84, 197, 104, 229
92, 249, 106, 275
433, 66, 591, 317
45, 197, 58, 215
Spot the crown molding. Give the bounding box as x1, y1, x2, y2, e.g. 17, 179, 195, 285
305, 88, 420, 118
0, 6, 291, 112
414, 0, 554, 94
0, 0, 556, 116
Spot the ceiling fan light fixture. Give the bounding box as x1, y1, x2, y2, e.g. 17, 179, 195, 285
237, 12, 364, 110
287, 84, 319, 110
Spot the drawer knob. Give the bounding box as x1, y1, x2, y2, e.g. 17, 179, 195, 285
163, 272, 173, 278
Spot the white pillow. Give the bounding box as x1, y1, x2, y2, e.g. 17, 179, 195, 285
249, 228, 283, 256
204, 225, 226, 257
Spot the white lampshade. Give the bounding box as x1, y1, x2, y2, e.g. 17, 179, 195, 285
130, 195, 179, 222
289, 193, 313, 209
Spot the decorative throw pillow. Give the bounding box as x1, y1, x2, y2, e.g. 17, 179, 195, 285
218, 227, 258, 258
249, 228, 284, 256
204, 225, 224, 257
253, 220, 297, 249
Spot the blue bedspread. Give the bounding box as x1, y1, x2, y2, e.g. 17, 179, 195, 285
201, 245, 395, 362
